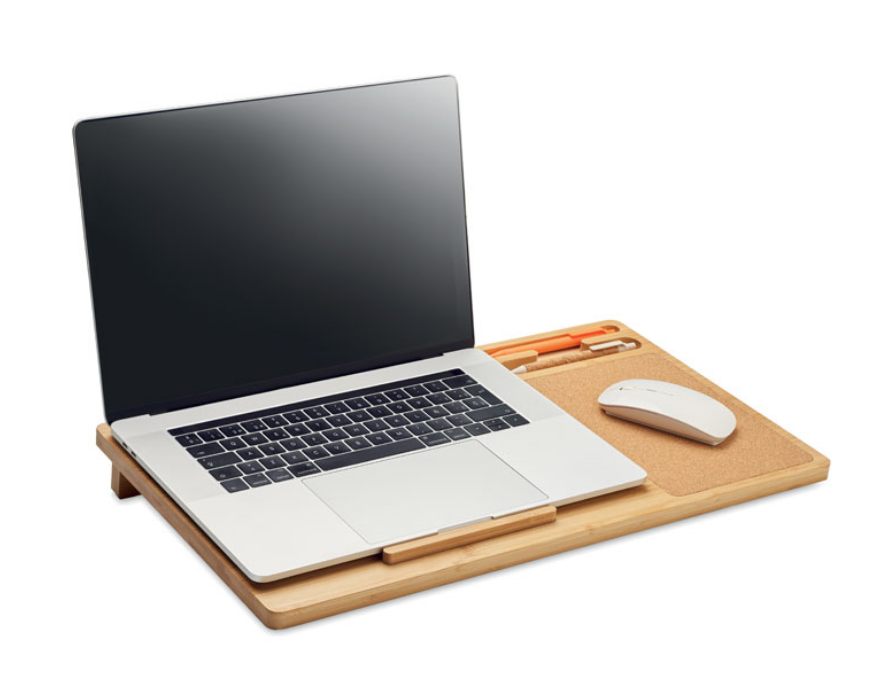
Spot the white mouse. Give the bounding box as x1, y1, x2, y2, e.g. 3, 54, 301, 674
598, 379, 737, 446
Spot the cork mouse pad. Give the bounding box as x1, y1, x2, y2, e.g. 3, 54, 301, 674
524, 352, 814, 496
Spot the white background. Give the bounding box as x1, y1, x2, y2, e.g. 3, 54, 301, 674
3, 1, 894, 696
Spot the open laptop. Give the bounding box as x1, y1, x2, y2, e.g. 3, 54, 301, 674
74, 76, 646, 582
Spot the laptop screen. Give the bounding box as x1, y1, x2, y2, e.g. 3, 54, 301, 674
75, 77, 474, 423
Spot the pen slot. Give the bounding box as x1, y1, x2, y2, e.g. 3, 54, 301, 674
486, 325, 620, 360
504, 337, 641, 374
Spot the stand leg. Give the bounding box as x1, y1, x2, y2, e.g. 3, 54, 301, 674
111, 466, 140, 499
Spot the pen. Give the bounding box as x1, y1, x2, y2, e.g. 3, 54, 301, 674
512, 340, 638, 373
488, 326, 617, 358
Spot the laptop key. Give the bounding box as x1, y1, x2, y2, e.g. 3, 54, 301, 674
209, 465, 243, 481
326, 414, 352, 427
262, 415, 287, 428
364, 393, 388, 405
280, 437, 304, 451
478, 390, 503, 406
344, 424, 370, 437
199, 452, 240, 469
427, 418, 452, 431
386, 428, 413, 440
345, 397, 371, 409
302, 446, 329, 460
389, 401, 412, 413
325, 402, 350, 414
464, 423, 490, 437
283, 451, 309, 465
244, 473, 271, 488
259, 456, 286, 470
324, 441, 351, 455
323, 428, 348, 441
305, 406, 329, 419
420, 432, 450, 447
263, 428, 288, 441
407, 397, 431, 409
505, 414, 530, 427
424, 406, 449, 418
407, 423, 433, 436
423, 381, 448, 392
445, 401, 469, 414
221, 478, 249, 493
346, 437, 371, 450
385, 415, 410, 427
266, 468, 293, 483
447, 414, 473, 427
285, 424, 310, 437
219, 424, 246, 437
368, 405, 392, 418
283, 411, 308, 423
366, 432, 392, 445
443, 375, 476, 389
220, 437, 246, 450
238, 460, 265, 474
242, 432, 268, 445
315, 438, 425, 471
405, 410, 429, 423
241, 420, 267, 432
404, 384, 429, 397
427, 392, 451, 405
198, 429, 225, 442
468, 404, 514, 422
307, 419, 330, 431
236, 447, 263, 460
176, 433, 203, 447
348, 410, 372, 422
445, 427, 471, 441
287, 462, 319, 478
447, 389, 469, 400
259, 442, 285, 455
302, 433, 327, 446
384, 389, 409, 401
484, 418, 510, 432
187, 442, 224, 458
463, 397, 489, 410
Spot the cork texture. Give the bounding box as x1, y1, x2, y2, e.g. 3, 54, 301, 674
525, 352, 814, 496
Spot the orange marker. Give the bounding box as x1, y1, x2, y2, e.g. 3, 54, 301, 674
488, 326, 617, 358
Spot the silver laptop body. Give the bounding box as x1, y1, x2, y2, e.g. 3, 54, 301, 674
76, 77, 646, 582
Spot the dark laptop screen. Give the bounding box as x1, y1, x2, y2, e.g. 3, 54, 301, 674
75, 77, 473, 423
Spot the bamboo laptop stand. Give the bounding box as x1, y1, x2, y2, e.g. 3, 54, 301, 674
97, 320, 830, 628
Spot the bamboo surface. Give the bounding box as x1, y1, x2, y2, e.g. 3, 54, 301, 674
97, 320, 829, 628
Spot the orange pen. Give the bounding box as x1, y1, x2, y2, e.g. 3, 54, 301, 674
487, 326, 618, 358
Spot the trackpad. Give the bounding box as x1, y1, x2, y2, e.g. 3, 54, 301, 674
305, 441, 546, 544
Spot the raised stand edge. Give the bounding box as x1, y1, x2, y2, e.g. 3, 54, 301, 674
382, 505, 558, 564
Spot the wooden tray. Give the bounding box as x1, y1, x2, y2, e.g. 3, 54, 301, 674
96, 320, 829, 628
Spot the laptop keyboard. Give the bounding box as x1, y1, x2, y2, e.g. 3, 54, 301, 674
167, 369, 529, 494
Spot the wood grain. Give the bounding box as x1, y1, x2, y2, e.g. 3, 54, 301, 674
493, 349, 538, 370
96, 320, 830, 629
110, 462, 139, 499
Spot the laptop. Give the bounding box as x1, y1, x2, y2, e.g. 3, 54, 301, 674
74, 76, 646, 582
